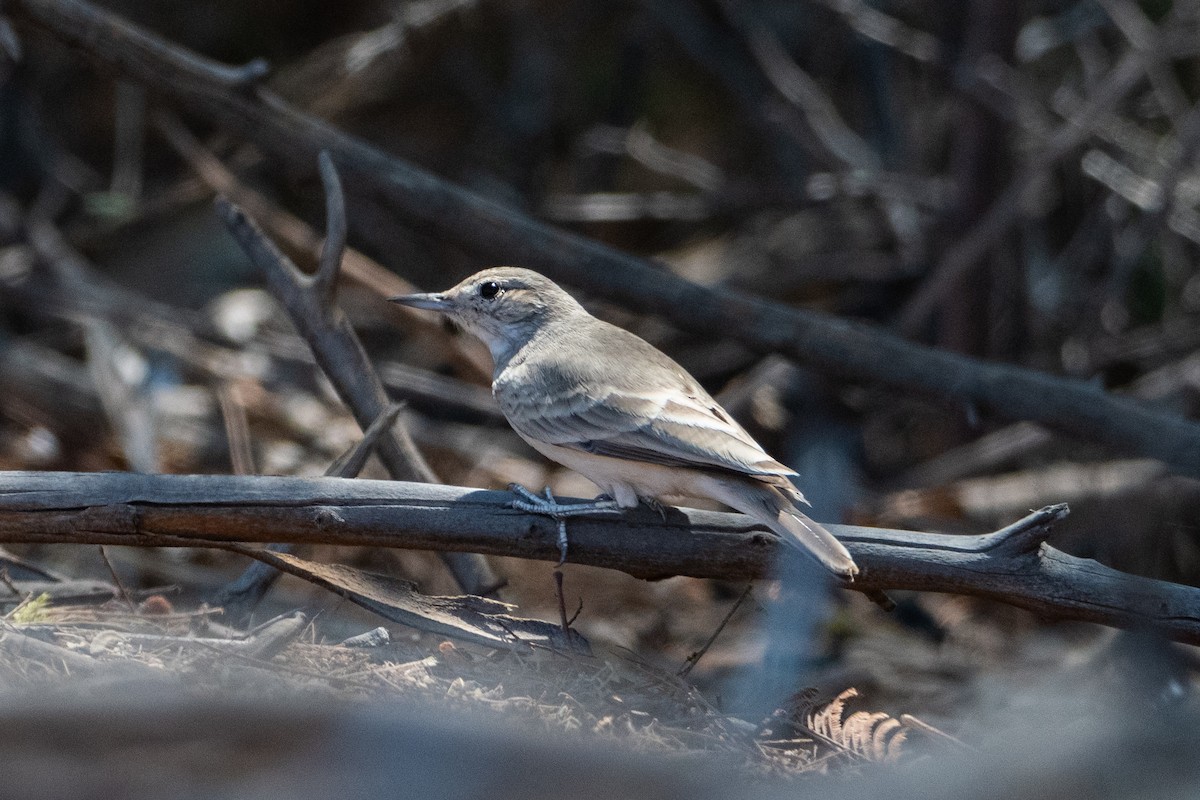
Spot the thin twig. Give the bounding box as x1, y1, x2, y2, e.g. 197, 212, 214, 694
814, 0, 940, 63
900, 713, 974, 751
0, 568, 22, 598
678, 584, 753, 678
96, 545, 136, 613
896, 46, 1158, 334
325, 403, 404, 479
110, 81, 145, 200
1096, 0, 1190, 129
216, 381, 255, 476
554, 570, 570, 641
313, 151, 345, 307
566, 596, 583, 628
730, 3, 878, 170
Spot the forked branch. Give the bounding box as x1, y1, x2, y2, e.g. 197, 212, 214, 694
0, 471, 1196, 645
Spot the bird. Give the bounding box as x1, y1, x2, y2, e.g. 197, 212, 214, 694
390, 267, 859, 579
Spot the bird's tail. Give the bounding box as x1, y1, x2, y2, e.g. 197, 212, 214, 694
701, 475, 859, 579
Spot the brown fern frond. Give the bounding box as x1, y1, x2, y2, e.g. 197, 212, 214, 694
759, 687, 953, 771
802, 688, 910, 764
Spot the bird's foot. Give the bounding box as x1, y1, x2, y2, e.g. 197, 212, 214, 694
639, 496, 669, 522
508, 484, 621, 565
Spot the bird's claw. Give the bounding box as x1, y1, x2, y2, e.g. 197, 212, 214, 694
508, 484, 622, 565
640, 496, 669, 522
555, 519, 569, 566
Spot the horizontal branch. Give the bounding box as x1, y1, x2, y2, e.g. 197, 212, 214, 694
9, 0, 1200, 478
0, 471, 1197, 645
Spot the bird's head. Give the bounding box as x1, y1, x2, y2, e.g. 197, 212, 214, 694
390, 267, 585, 363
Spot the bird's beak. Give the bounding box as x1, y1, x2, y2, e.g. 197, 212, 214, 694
389, 292, 450, 311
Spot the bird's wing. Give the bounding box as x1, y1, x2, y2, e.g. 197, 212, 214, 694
498, 380, 797, 478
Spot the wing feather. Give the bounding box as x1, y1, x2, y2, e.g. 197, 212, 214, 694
499, 381, 796, 477
493, 319, 798, 478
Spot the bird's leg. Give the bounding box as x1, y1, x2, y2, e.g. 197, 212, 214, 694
508, 484, 621, 565
601, 492, 669, 521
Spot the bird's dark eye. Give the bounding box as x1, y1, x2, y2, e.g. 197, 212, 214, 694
479, 281, 501, 299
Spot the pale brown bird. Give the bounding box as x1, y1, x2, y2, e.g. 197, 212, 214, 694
391, 267, 858, 579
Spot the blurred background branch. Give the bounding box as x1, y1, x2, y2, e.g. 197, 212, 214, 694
3, 0, 1200, 789
11, 0, 1200, 481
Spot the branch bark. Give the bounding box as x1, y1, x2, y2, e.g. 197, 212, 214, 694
9, 0, 1200, 478
0, 471, 1198, 645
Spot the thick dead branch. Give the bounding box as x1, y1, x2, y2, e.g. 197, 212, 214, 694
213, 178, 429, 485
214, 159, 499, 596
10, 0, 1200, 478
0, 471, 1197, 645
209, 404, 405, 616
